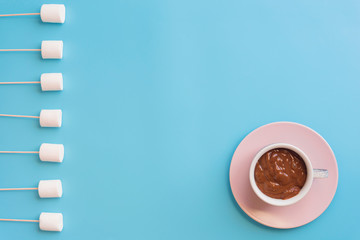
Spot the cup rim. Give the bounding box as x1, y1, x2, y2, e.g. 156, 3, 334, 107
249, 143, 313, 206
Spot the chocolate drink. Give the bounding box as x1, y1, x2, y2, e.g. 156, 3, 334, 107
254, 148, 307, 200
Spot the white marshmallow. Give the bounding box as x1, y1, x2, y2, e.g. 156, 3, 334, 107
39, 109, 62, 127
40, 4, 66, 23
39, 213, 63, 232
41, 41, 63, 59
38, 180, 63, 198
39, 143, 64, 162
41, 73, 63, 91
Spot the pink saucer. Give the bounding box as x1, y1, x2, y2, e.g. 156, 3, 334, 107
229, 122, 338, 229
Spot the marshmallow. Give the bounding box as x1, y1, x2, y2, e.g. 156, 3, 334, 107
41, 73, 63, 91
40, 4, 66, 23
41, 41, 63, 59
38, 180, 63, 198
39, 143, 64, 162
39, 213, 63, 232
39, 110, 62, 127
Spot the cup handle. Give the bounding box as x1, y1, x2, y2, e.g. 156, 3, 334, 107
313, 169, 328, 178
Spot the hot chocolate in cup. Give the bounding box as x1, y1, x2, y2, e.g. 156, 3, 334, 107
249, 143, 328, 206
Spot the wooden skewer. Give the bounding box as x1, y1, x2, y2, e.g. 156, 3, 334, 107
0, 13, 40, 17
0, 151, 39, 154
0, 114, 39, 119
0, 218, 39, 223
0, 81, 40, 85
0, 49, 41, 52
0, 187, 38, 191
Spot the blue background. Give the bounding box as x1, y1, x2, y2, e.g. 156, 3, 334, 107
0, 0, 359, 239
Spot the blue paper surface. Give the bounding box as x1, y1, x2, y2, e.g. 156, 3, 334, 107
0, 0, 359, 239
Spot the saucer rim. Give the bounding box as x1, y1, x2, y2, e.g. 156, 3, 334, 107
229, 121, 339, 229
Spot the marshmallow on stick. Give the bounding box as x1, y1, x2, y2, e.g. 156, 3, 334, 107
0, 73, 63, 92
0, 180, 63, 198
0, 41, 63, 59
0, 213, 63, 232
0, 143, 64, 162
0, 4, 66, 23
0, 110, 62, 127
